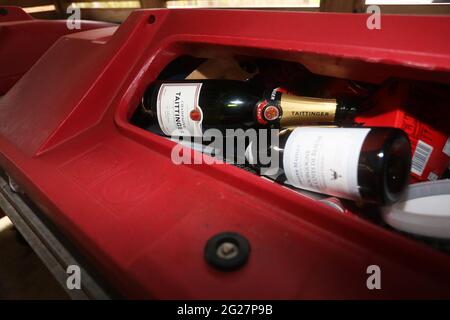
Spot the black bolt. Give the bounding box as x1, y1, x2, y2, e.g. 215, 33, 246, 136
204, 232, 250, 271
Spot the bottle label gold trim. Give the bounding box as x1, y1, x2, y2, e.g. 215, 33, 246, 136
279, 93, 337, 126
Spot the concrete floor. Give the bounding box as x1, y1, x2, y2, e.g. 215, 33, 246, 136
0, 215, 68, 299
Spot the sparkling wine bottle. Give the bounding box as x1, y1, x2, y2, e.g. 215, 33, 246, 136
138, 80, 360, 137
246, 127, 411, 205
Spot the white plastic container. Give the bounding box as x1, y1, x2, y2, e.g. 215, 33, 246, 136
382, 180, 450, 239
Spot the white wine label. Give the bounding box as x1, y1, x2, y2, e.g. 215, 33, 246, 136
157, 83, 203, 136
283, 127, 370, 200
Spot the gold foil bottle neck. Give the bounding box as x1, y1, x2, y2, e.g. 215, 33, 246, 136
279, 93, 337, 126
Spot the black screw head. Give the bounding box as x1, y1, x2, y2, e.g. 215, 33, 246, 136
204, 232, 250, 271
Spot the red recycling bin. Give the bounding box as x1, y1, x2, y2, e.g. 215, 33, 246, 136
0, 8, 449, 299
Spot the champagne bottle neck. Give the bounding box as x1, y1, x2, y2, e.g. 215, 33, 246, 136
268, 89, 343, 126
334, 99, 358, 123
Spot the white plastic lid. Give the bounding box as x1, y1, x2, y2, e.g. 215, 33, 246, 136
382, 180, 450, 239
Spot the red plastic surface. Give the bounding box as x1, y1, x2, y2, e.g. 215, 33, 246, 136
0, 6, 32, 23
0, 9, 450, 299
0, 6, 115, 95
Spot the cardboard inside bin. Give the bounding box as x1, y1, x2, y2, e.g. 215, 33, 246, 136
186, 58, 255, 80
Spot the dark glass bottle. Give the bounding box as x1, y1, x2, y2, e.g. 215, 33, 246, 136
138, 80, 359, 137
246, 127, 411, 205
